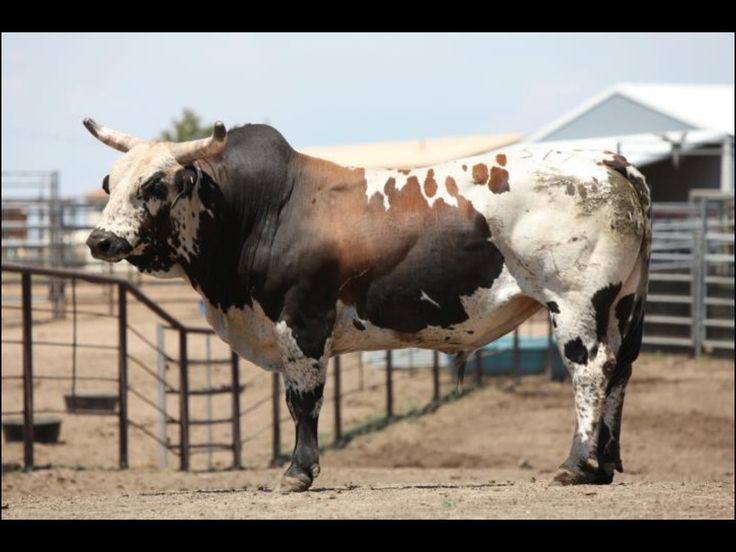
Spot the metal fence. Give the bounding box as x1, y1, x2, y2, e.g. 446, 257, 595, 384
0, 262, 241, 472
645, 192, 734, 355
1, 262, 552, 472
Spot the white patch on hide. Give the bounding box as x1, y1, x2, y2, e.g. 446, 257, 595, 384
419, 289, 440, 309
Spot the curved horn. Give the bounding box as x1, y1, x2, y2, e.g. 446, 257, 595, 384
169, 121, 227, 165
83, 118, 144, 153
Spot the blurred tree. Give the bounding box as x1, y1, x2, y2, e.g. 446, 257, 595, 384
159, 109, 213, 142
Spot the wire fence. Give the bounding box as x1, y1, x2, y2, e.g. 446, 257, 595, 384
1, 262, 560, 473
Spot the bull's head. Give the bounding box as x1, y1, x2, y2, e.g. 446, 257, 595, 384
84, 117, 226, 276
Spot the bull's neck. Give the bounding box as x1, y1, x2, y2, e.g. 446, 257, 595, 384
178, 156, 294, 313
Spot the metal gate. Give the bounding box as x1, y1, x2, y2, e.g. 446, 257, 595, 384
644, 191, 734, 356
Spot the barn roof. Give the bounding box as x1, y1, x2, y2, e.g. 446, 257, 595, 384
299, 132, 523, 168
527, 83, 735, 142
518, 129, 728, 168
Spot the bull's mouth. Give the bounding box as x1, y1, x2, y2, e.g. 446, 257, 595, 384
90, 252, 128, 263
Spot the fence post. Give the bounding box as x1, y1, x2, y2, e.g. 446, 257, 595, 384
157, 324, 168, 469
205, 334, 213, 470
386, 350, 393, 418
432, 350, 440, 401
272, 373, 281, 464
49, 171, 64, 319
118, 283, 128, 469
179, 330, 190, 470
693, 197, 708, 357
231, 351, 242, 469
21, 272, 34, 472
334, 355, 342, 446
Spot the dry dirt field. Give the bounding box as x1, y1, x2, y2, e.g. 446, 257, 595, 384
2, 280, 734, 519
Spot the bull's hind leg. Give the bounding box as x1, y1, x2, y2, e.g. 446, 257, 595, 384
547, 282, 630, 485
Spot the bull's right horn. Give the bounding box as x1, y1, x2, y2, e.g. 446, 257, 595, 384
169, 121, 228, 165
83, 118, 144, 153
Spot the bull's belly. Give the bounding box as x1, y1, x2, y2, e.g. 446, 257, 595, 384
331, 269, 543, 355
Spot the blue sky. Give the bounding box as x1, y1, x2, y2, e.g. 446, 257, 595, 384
2, 32, 733, 197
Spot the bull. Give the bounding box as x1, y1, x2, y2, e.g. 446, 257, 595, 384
84, 118, 651, 491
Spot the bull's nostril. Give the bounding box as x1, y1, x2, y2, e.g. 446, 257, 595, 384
97, 239, 111, 253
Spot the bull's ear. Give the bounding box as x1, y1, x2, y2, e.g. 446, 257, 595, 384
175, 169, 196, 197
172, 167, 198, 208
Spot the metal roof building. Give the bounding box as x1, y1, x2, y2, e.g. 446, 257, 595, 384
525, 83, 735, 202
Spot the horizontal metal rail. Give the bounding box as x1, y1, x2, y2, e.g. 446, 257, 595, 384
705, 276, 734, 286
0, 375, 117, 382
1, 262, 210, 334
704, 319, 735, 328
646, 315, 692, 326
648, 273, 693, 282
642, 335, 693, 346
166, 417, 235, 426
1, 339, 118, 351
704, 297, 735, 306
703, 339, 735, 350
647, 294, 693, 304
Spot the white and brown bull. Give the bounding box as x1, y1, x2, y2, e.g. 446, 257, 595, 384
84, 118, 651, 491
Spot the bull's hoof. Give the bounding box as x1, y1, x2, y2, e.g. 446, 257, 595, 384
278, 473, 312, 493
277, 463, 321, 493
550, 467, 614, 486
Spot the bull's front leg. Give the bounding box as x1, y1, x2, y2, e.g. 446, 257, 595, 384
272, 300, 334, 492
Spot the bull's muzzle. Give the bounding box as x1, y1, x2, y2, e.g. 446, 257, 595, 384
86, 229, 133, 262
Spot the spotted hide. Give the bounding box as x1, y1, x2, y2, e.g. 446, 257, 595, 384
85, 120, 651, 491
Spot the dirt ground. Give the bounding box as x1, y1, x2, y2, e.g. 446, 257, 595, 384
2, 280, 734, 518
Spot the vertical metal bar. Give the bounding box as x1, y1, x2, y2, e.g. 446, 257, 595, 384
179, 330, 190, 470
71, 277, 78, 404
386, 350, 393, 418
692, 197, 706, 357
691, 200, 700, 357
432, 350, 440, 401
108, 278, 114, 317
333, 355, 342, 446
721, 135, 734, 193
118, 283, 128, 469
699, 198, 708, 356
21, 272, 34, 472
231, 351, 242, 469
49, 171, 64, 319
513, 328, 521, 385
157, 324, 168, 469
205, 334, 213, 470
271, 372, 281, 464
475, 349, 483, 387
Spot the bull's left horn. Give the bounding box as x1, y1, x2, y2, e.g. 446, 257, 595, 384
83, 118, 144, 153
170, 121, 227, 165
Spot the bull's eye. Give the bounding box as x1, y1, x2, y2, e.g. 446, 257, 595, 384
140, 173, 168, 201
151, 181, 168, 200
102, 175, 110, 195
